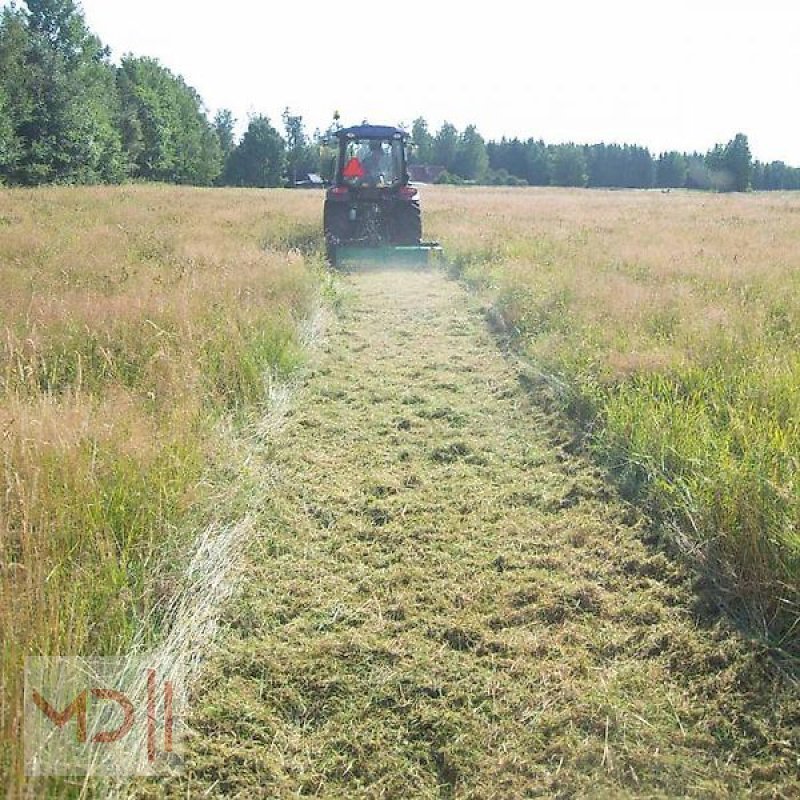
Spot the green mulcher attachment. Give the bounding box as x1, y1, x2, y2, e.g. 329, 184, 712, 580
323, 124, 442, 269
332, 243, 443, 269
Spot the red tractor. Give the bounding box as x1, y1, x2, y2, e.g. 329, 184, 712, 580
323, 124, 440, 267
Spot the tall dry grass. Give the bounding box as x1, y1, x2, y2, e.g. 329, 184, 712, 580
426, 186, 800, 651
0, 185, 323, 794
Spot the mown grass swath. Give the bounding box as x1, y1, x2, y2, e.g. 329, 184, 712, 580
427, 186, 800, 651
0, 185, 322, 796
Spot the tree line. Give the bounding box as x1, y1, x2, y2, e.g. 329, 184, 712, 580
1, 1, 799, 192
414, 121, 800, 192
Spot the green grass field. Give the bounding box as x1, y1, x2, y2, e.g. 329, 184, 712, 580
1, 185, 798, 798
426, 187, 800, 649
0, 185, 321, 795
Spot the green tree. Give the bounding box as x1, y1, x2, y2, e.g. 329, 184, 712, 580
313, 112, 343, 183
224, 114, 285, 187
283, 107, 317, 184
685, 152, 712, 189
752, 160, 799, 191
657, 151, 687, 188
453, 124, 488, 181
433, 122, 459, 172
172, 82, 221, 185
585, 143, 653, 188
488, 137, 549, 185
0, 1, 126, 184
0, 66, 19, 178
25, 0, 89, 57
490, 137, 529, 181
117, 57, 178, 180
705, 137, 752, 192
630, 145, 655, 188
549, 144, 587, 186
213, 109, 236, 161
586, 143, 614, 187
523, 139, 549, 185
117, 56, 221, 185
724, 132, 752, 192
0, 9, 27, 181
704, 142, 731, 190
410, 117, 434, 164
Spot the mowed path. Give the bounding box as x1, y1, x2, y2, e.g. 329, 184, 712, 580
152, 268, 797, 799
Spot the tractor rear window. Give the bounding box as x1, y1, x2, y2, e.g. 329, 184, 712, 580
342, 139, 404, 187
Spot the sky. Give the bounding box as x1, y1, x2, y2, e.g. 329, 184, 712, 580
68, 0, 800, 163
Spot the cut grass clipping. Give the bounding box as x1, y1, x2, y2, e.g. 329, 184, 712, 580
134, 266, 798, 799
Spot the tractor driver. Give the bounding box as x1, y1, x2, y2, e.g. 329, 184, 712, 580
362, 140, 390, 185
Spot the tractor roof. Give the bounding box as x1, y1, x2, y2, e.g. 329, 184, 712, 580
335, 125, 408, 140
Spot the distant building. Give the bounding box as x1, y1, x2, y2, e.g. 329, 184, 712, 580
292, 173, 325, 188
408, 165, 446, 184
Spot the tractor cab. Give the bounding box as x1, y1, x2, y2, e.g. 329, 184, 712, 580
335, 127, 408, 189
323, 124, 440, 268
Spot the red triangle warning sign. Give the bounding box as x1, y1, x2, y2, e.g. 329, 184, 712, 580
343, 158, 365, 179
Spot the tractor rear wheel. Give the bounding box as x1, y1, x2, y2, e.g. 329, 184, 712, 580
391, 201, 422, 245
324, 201, 350, 264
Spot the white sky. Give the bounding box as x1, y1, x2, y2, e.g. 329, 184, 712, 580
61, 1, 800, 163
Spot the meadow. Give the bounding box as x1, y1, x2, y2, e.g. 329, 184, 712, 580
425, 186, 800, 650
1, 184, 798, 796
0, 185, 321, 794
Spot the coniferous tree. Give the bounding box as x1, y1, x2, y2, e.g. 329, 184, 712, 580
684, 152, 711, 189
657, 151, 688, 188
488, 137, 529, 180
589, 143, 615, 187
723, 133, 752, 192
751, 159, 800, 190
752, 160, 766, 190
550, 144, 587, 186
704, 143, 732, 190
503, 138, 528, 178
523, 139, 549, 185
